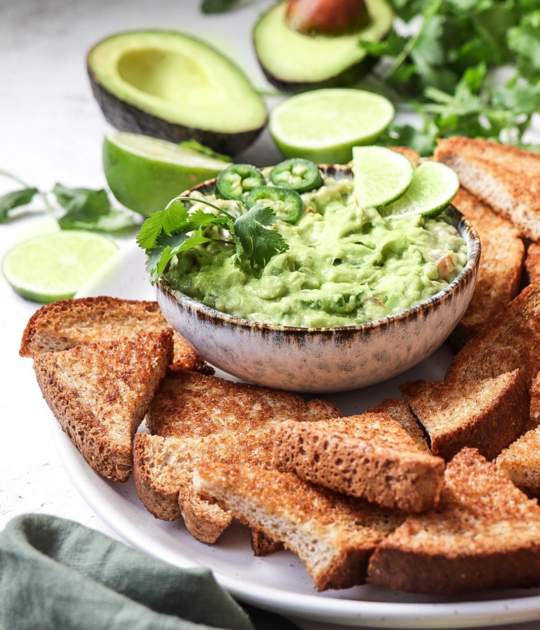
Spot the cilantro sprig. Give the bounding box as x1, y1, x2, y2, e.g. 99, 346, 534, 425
137, 196, 289, 284
0, 170, 136, 231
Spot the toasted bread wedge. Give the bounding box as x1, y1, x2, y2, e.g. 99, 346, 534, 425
368, 448, 540, 594
446, 280, 540, 387
367, 399, 429, 453
401, 370, 529, 461
134, 369, 341, 543
390, 146, 421, 167
34, 330, 173, 482
194, 464, 404, 591
435, 137, 540, 241
526, 242, 540, 285
448, 188, 524, 350
273, 414, 445, 512
20, 297, 213, 374
497, 429, 540, 494
531, 374, 540, 430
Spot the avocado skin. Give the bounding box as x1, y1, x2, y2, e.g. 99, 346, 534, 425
88, 66, 265, 157
257, 53, 378, 94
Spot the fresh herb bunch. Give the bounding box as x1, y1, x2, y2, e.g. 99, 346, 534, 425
200, 0, 239, 14
0, 170, 136, 231
137, 197, 289, 284
365, 0, 540, 155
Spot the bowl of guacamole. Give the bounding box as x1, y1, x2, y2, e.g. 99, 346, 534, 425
156, 164, 481, 393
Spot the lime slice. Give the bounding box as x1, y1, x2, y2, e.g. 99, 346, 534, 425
269, 89, 394, 164
3, 231, 118, 303
382, 162, 460, 219
103, 132, 230, 217
352, 146, 414, 208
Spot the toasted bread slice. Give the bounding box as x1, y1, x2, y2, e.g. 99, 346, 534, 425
390, 146, 421, 167
194, 463, 403, 591
446, 280, 540, 387
400, 370, 529, 461
34, 330, 173, 482
273, 414, 445, 512
368, 448, 540, 594
20, 297, 212, 374
448, 188, 524, 350
135, 370, 341, 543
367, 399, 429, 453
531, 374, 540, 430
497, 429, 540, 494
526, 242, 540, 285
435, 137, 540, 241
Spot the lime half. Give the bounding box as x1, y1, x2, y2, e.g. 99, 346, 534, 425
269, 89, 395, 164
103, 132, 230, 217
3, 231, 118, 303
382, 162, 460, 219
352, 146, 414, 208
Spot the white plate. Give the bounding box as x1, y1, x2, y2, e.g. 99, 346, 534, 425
50, 243, 540, 628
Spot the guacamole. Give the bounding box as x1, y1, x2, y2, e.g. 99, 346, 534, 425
165, 174, 468, 328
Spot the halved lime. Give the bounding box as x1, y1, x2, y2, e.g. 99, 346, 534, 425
382, 162, 460, 219
352, 146, 414, 208
3, 231, 118, 303
103, 132, 230, 217
269, 89, 394, 164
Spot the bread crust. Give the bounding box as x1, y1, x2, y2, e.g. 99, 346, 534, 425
272, 415, 445, 512
368, 448, 540, 594
401, 370, 530, 461
35, 330, 173, 482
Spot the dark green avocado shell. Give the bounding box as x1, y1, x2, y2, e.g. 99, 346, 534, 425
254, 0, 393, 94
87, 31, 268, 156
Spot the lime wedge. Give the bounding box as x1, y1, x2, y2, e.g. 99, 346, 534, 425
103, 132, 230, 217
269, 89, 394, 164
3, 231, 118, 303
382, 162, 460, 219
352, 146, 414, 208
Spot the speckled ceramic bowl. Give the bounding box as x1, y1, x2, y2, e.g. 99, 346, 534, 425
156, 165, 481, 393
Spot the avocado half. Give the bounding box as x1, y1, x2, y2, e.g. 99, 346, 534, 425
88, 31, 267, 156
254, 0, 393, 93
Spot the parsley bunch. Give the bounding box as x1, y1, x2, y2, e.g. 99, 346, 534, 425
0, 170, 136, 231
136, 197, 289, 284
362, 0, 540, 155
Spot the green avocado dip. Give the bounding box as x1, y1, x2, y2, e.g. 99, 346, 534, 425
164, 173, 467, 328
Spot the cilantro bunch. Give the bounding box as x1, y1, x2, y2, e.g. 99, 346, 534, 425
136, 197, 289, 284
0, 170, 136, 231
362, 0, 540, 155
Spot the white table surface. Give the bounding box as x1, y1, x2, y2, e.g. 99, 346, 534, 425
1, 1, 540, 628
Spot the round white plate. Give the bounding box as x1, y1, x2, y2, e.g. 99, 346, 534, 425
51, 243, 540, 629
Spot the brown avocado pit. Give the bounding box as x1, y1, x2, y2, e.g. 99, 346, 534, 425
287, 0, 369, 36
87, 31, 267, 156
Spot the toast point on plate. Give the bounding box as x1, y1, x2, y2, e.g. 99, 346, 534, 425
448, 188, 524, 351
34, 330, 173, 482
446, 280, 540, 387
20, 296, 213, 375
193, 463, 404, 591
368, 448, 540, 594
526, 242, 540, 285
272, 413, 445, 512
134, 369, 341, 544
401, 370, 530, 461
435, 137, 540, 241
367, 399, 429, 453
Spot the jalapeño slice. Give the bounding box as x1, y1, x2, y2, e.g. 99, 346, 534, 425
246, 186, 304, 223
216, 164, 266, 200
270, 158, 323, 193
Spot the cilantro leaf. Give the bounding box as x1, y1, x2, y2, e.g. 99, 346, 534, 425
147, 230, 212, 284
136, 200, 190, 249
200, 0, 238, 14
379, 124, 436, 157
0, 188, 38, 223
53, 183, 135, 232
179, 140, 232, 162
233, 203, 289, 269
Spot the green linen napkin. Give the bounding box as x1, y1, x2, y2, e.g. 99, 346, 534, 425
0, 514, 301, 630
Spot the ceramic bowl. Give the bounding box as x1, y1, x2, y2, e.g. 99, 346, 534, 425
156, 165, 481, 393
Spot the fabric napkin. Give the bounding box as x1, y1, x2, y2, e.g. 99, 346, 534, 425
0, 514, 301, 630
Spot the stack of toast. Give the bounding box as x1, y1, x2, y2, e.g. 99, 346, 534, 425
21, 139, 540, 595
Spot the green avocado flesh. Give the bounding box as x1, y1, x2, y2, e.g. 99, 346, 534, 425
89, 31, 267, 134
254, 0, 393, 87
165, 174, 468, 328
